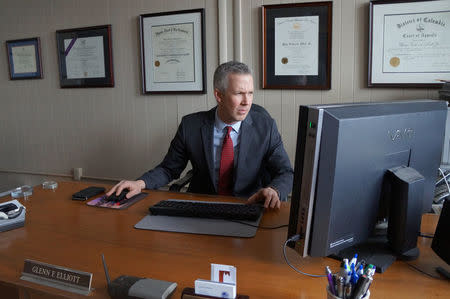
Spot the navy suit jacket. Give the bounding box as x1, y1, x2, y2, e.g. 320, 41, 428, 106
138, 104, 293, 200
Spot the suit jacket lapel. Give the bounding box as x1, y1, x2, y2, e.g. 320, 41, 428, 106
201, 108, 216, 192
235, 113, 253, 190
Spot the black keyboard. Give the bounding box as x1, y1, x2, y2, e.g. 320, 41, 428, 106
149, 199, 263, 221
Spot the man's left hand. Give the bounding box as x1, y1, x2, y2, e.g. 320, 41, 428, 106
247, 187, 281, 209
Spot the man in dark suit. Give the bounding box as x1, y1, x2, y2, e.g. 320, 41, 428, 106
107, 61, 293, 209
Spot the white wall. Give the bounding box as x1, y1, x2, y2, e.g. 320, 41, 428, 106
0, 0, 440, 190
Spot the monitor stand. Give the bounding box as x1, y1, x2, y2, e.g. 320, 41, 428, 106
330, 235, 396, 273
331, 166, 424, 274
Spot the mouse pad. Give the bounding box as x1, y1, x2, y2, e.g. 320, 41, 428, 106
87, 192, 147, 210
134, 213, 262, 237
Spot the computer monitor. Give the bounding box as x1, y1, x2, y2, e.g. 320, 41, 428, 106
431, 198, 450, 279
287, 100, 447, 273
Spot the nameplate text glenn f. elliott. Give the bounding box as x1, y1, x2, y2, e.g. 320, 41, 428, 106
21, 259, 92, 292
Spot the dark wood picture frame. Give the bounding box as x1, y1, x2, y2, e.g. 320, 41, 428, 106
6, 37, 43, 80
139, 9, 206, 94
368, 0, 450, 88
262, 2, 332, 90
56, 25, 114, 88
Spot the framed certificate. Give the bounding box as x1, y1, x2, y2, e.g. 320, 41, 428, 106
369, 0, 450, 87
56, 25, 114, 88
262, 2, 332, 90
140, 9, 206, 94
6, 37, 43, 80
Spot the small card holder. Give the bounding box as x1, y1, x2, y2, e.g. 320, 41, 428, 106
181, 287, 249, 299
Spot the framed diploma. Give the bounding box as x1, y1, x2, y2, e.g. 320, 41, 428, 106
262, 2, 332, 90
139, 9, 206, 94
6, 37, 43, 80
369, 0, 450, 87
56, 25, 114, 88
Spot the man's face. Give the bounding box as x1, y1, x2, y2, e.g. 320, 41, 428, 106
215, 73, 253, 124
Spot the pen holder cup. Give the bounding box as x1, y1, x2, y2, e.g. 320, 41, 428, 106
327, 286, 370, 299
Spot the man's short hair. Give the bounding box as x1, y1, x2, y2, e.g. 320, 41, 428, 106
213, 61, 252, 93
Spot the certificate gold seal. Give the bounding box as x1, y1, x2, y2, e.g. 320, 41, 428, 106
389, 57, 400, 67
293, 23, 300, 30
281, 57, 288, 64
154, 60, 160, 67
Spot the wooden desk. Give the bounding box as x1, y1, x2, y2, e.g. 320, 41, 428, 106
0, 182, 448, 298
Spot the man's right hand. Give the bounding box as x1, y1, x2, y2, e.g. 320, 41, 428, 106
106, 180, 146, 199
247, 187, 281, 209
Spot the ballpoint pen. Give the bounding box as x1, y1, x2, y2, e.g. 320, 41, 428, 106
326, 266, 336, 296
351, 274, 372, 299
364, 264, 372, 275
344, 264, 351, 285
356, 264, 364, 277
339, 260, 348, 278
364, 264, 376, 277
355, 260, 364, 271
349, 254, 358, 269
343, 258, 349, 270
336, 276, 344, 298
350, 264, 359, 286
344, 283, 352, 299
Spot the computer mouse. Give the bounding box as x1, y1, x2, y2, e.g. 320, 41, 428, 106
0, 211, 8, 220
107, 190, 129, 202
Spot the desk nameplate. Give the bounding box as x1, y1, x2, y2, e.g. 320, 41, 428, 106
20, 259, 92, 295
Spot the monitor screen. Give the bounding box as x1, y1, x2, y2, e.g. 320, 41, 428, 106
432, 198, 450, 266
287, 100, 447, 271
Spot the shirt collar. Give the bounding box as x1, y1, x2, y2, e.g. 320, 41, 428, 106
214, 109, 242, 133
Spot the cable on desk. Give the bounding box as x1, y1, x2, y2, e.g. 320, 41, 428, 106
228, 220, 288, 229
437, 168, 450, 196
436, 167, 450, 186
419, 233, 434, 238
283, 235, 327, 278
